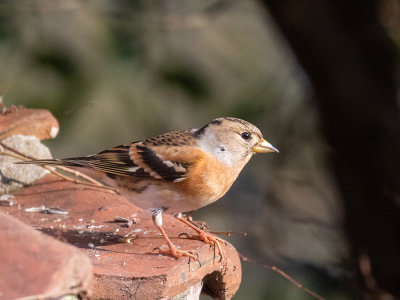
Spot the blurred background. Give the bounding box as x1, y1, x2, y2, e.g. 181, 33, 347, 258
0, 0, 354, 299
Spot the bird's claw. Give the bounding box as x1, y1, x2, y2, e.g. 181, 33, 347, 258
153, 246, 199, 261
178, 232, 191, 239
178, 231, 225, 262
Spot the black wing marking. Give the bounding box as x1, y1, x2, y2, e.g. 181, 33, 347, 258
61, 145, 140, 176
136, 145, 188, 182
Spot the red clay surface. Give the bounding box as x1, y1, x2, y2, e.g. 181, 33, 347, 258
2, 174, 241, 299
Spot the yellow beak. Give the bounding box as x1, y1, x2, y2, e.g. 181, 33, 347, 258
252, 138, 279, 153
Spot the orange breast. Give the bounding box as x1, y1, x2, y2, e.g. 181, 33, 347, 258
171, 149, 241, 209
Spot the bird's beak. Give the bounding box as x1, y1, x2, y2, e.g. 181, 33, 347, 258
252, 138, 279, 153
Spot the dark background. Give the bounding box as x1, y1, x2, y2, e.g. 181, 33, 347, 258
2, 1, 400, 299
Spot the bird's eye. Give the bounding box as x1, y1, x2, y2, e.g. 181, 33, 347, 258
241, 132, 251, 140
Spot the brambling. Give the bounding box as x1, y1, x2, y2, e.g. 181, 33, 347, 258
20, 117, 278, 260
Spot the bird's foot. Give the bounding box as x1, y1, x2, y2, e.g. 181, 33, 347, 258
153, 246, 198, 260
179, 231, 225, 261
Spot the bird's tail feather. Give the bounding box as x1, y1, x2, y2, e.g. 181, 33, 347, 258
15, 158, 86, 167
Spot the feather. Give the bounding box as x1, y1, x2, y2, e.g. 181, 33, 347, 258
135, 145, 188, 182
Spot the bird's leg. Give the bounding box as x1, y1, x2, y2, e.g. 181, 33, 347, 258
152, 208, 198, 260
176, 214, 225, 261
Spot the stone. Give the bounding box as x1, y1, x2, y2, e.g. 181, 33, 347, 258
0, 135, 52, 194
0, 106, 59, 140
0, 105, 58, 194
0, 211, 92, 299
3, 174, 242, 299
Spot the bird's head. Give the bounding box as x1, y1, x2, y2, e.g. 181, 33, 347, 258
195, 117, 278, 167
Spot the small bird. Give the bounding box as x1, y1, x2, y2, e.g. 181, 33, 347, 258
20, 117, 278, 259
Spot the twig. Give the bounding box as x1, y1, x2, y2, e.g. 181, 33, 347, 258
239, 253, 325, 300
0, 141, 118, 193
184, 215, 247, 237
53, 165, 102, 186
210, 231, 247, 237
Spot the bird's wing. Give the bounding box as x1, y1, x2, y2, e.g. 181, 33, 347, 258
66, 130, 199, 182
127, 129, 199, 182
58, 144, 141, 177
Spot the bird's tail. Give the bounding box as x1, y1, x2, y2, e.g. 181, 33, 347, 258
15, 158, 86, 167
